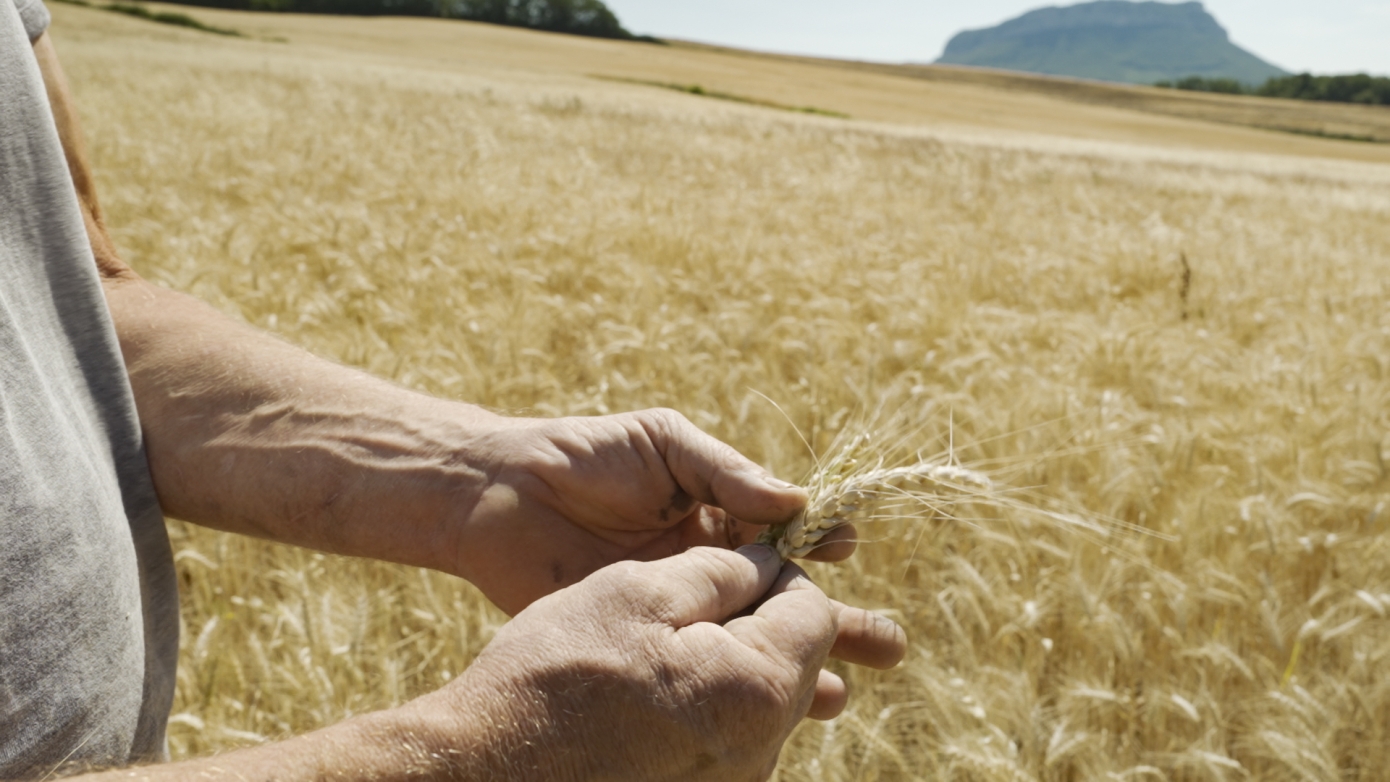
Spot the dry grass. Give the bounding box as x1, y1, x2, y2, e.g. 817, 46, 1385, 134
51, 5, 1390, 779
691, 45, 1390, 146
102, 1, 1390, 165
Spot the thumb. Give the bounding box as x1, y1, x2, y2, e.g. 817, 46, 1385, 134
642, 409, 807, 526
628, 545, 783, 626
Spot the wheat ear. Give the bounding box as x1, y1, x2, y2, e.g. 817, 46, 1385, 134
757, 433, 995, 561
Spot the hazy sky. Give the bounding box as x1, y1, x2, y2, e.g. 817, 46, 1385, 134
603, 1, 1390, 76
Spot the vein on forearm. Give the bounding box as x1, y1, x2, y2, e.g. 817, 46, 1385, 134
108, 278, 492, 571
208, 404, 484, 546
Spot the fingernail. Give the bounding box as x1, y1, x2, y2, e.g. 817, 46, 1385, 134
738, 544, 777, 563
872, 613, 901, 633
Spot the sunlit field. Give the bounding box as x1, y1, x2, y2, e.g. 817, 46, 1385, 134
53, 5, 1390, 779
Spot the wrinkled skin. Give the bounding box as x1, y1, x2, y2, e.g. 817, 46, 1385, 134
413, 546, 906, 782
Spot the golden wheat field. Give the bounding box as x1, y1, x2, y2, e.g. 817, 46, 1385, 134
49, 3, 1390, 779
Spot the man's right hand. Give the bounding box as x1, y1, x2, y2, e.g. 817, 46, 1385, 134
403, 544, 905, 781
54, 545, 903, 781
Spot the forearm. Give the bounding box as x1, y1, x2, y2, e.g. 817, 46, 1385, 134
67, 712, 433, 782
39, 678, 529, 782
106, 276, 498, 571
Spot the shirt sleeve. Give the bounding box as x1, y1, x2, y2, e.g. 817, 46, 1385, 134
13, 0, 50, 41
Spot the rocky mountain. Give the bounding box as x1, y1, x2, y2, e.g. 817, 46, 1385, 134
936, 1, 1286, 85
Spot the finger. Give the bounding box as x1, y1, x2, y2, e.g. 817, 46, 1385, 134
828, 600, 907, 670
723, 564, 836, 673
807, 669, 848, 720
627, 545, 782, 626
641, 409, 807, 526
799, 524, 858, 562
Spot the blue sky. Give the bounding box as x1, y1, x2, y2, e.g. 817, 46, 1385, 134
603, 1, 1390, 76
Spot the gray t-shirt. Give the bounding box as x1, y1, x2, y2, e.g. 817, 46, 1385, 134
1, 2, 178, 777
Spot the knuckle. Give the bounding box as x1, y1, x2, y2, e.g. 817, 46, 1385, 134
592, 560, 646, 593
687, 544, 739, 571
597, 560, 691, 621
689, 547, 752, 593
703, 645, 800, 710
646, 407, 686, 424
637, 407, 689, 439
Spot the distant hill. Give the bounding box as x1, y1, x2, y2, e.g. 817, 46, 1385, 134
937, 1, 1286, 86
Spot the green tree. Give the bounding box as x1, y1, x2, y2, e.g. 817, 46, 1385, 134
449, 0, 629, 38
161, 0, 644, 41
1163, 76, 1248, 95
1157, 72, 1390, 106
1256, 73, 1390, 105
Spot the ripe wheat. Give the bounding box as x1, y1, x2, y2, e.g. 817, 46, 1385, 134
762, 432, 995, 560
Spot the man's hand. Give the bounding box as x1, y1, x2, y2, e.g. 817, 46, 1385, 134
404, 545, 905, 781
446, 409, 857, 614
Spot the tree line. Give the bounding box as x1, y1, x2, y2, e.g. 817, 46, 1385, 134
1156, 73, 1390, 106
165, 0, 655, 41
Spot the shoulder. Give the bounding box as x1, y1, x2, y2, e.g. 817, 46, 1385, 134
13, 0, 51, 43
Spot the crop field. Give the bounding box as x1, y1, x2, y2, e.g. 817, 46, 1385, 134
51, 4, 1390, 779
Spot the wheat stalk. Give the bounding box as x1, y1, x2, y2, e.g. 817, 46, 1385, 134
758, 431, 996, 560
